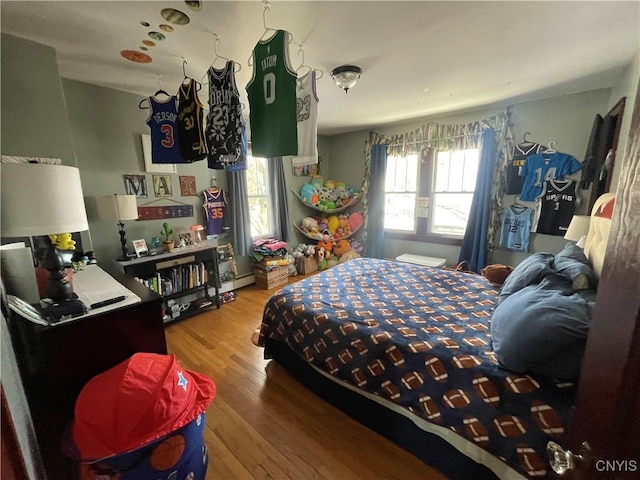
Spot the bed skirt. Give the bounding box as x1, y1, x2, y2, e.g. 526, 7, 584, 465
265, 338, 504, 480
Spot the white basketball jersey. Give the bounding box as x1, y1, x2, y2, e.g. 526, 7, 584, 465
291, 70, 319, 166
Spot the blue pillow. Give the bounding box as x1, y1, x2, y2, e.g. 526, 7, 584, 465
500, 252, 554, 297
491, 276, 596, 379
554, 243, 595, 289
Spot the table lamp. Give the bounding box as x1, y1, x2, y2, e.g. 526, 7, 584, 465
1, 163, 89, 316
564, 215, 590, 248
97, 194, 139, 261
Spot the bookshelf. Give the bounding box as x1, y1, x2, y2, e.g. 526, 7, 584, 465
117, 243, 220, 323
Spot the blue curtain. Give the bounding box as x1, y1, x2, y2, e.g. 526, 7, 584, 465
227, 170, 252, 256
267, 157, 291, 241
365, 144, 387, 258
458, 128, 496, 272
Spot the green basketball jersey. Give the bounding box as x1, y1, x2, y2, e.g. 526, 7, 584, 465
246, 30, 298, 158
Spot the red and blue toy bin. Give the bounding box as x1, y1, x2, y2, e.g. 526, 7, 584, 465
68, 353, 216, 480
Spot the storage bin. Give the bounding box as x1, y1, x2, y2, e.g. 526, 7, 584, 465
296, 256, 318, 275
253, 265, 288, 289
69, 353, 216, 480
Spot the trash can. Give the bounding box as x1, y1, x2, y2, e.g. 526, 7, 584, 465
69, 353, 216, 480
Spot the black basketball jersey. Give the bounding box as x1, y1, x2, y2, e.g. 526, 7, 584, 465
177, 78, 207, 162
206, 61, 243, 169
532, 180, 577, 236
505, 142, 546, 194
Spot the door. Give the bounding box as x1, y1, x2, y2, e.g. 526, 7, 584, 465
554, 83, 640, 478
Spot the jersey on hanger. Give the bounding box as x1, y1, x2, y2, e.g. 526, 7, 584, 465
177, 78, 207, 162
532, 180, 577, 236
146, 96, 185, 164
246, 29, 298, 158
505, 142, 546, 194
226, 116, 248, 172
203, 187, 227, 235
206, 60, 243, 169
519, 152, 582, 201
291, 70, 319, 166
499, 205, 533, 252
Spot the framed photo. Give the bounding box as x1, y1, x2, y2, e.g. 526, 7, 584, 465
132, 239, 148, 257
179, 175, 197, 196
178, 232, 194, 247
124, 174, 148, 198
153, 174, 173, 197
292, 156, 322, 177
141, 134, 177, 174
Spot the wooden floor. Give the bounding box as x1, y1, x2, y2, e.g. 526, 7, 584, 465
165, 275, 449, 480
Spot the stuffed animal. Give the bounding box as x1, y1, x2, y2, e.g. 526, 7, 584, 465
333, 239, 351, 256
310, 175, 324, 190
323, 179, 336, 190
300, 184, 319, 205
348, 212, 363, 232
292, 244, 305, 262
317, 218, 329, 235
338, 249, 361, 263
327, 215, 339, 235
349, 239, 364, 254
301, 217, 318, 235
317, 235, 333, 259
49, 232, 76, 250
317, 247, 327, 269
481, 264, 514, 285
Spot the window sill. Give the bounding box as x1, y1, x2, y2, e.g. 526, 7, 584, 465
384, 231, 463, 246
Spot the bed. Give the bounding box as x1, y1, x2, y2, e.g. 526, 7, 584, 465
256, 193, 615, 479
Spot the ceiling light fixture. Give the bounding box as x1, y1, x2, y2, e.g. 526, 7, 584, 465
331, 65, 362, 94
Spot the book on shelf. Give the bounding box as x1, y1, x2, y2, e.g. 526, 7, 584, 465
192, 296, 213, 309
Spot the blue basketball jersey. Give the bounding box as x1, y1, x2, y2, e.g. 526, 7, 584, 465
500, 205, 533, 252
146, 96, 185, 164
519, 152, 582, 201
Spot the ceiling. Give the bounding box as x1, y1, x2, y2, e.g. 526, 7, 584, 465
1, 1, 639, 136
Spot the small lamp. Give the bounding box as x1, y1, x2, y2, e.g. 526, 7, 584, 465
331, 65, 362, 93
1, 163, 89, 316
564, 215, 590, 248
97, 194, 139, 261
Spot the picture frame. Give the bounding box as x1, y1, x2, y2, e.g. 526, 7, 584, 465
179, 175, 197, 196
178, 232, 194, 247
153, 174, 173, 197
123, 174, 148, 198
141, 134, 177, 174
292, 156, 322, 177
132, 239, 148, 257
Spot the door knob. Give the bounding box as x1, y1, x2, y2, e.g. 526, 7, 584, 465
547, 441, 591, 474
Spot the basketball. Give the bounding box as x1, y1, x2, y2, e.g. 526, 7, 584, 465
150, 434, 186, 471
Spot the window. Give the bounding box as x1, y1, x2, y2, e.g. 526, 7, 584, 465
384, 148, 480, 238
384, 154, 418, 231
246, 154, 273, 238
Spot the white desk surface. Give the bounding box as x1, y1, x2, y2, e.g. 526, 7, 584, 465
73, 265, 141, 316
13, 265, 142, 326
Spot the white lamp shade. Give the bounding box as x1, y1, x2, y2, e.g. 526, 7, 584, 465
1, 163, 89, 236
97, 194, 139, 221
564, 215, 590, 242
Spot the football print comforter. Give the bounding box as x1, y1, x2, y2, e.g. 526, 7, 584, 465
257, 258, 576, 478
